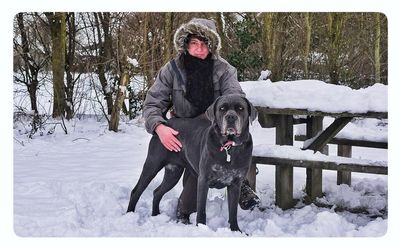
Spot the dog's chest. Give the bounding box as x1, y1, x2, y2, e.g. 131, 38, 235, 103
207, 164, 245, 188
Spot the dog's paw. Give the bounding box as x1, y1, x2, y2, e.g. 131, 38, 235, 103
151, 210, 160, 216
176, 214, 191, 225
229, 224, 241, 232
230, 227, 249, 236
178, 218, 191, 225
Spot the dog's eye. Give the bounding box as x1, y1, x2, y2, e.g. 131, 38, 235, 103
238, 107, 244, 111
219, 107, 225, 111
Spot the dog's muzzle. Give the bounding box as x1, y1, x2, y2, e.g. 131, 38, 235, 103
222, 112, 241, 137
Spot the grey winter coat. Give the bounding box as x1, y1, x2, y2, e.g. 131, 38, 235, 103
142, 18, 245, 134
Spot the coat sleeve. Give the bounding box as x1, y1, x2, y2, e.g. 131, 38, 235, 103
142, 63, 173, 134
219, 63, 246, 97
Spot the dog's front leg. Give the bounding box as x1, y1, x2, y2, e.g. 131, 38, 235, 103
227, 179, 241, 232
196, 176, 209, 226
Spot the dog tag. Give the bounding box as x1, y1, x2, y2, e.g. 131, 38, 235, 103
225, 150, 231, 162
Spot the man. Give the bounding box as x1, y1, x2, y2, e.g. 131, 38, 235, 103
143, 18, 260, 222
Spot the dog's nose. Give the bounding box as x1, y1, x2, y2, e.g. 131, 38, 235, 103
226, 114, 237, 123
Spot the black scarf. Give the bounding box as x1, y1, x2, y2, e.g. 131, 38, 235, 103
183, 53, 215, 115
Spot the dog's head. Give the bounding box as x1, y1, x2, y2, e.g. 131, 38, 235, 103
205, 95, 257, 140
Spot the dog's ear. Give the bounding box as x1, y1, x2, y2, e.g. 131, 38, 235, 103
243, 97, 258, 124
205, 96, 222, 122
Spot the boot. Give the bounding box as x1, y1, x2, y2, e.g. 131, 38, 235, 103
239, 179, 260, 210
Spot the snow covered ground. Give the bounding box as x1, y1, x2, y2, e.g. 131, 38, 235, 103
13, 114, 388, 237
11, 79, 390, 239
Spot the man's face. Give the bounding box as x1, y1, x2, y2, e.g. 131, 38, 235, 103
187, 38, 209, 60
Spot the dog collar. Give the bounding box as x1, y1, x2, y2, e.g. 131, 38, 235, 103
220, 141, 242, 162
220, 140, 235, 151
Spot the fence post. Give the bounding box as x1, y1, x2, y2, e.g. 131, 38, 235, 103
305, 116, 324, 200
337, 144, 352, 185
275, 114, 294, 209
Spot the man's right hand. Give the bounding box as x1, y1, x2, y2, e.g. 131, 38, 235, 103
155, 124, 182, 152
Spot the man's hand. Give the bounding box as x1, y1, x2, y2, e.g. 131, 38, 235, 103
155, 124, 182, 152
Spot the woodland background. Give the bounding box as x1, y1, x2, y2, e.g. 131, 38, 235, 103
13, 12, 387, 134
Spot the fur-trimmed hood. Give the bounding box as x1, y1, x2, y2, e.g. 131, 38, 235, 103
174, 18, 221, 56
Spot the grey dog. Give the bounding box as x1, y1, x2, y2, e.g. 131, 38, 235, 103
126, 94, 257, 232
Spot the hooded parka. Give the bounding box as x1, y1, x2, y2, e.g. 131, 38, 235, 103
143, 18, 245, 134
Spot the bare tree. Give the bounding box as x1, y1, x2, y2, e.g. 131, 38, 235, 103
326, 13, 347, 85
93, 12, 114, 115
374, 13, 381, 83
14, 12, 52, 136
271, 13, 287, 82
65, 12, 80, 120
215, 12, 226, 55
15, 13, 42, 114
45, 12, 67, 118
109, 71, 129, 131
304, 13, 312, 78
163, 12, 174, 64
261, 13, 275, 73
141, 13, 151, 87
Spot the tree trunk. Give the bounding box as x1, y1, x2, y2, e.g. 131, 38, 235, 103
142, 13, 153, 88
374, 13, 381, 83
327, 13, 346, 85
262, 13, 275, 72
215, 12, 225, 55
164, 12, 173, 64
304, 13, 311, 78
46, 12, 67, 118
271, 13, 286, 82
65, 12, 76, 120
17, 13, 39, 114
94, 12, 114, 115
109, 71, 129, 132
